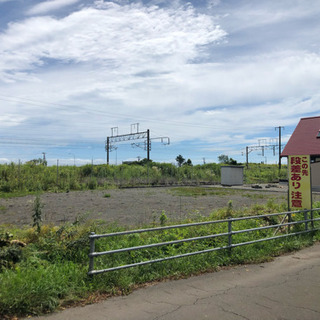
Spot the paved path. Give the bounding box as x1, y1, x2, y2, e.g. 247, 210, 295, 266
27, 242, 320, 320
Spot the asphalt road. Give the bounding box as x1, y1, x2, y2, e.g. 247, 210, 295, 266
26, 242, 320, 320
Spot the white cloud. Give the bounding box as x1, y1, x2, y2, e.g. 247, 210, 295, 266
0, 3, 225, 81
27, 0, 81, 15
218, 1, 320, 32
0, 2, 226, 143
1, 48, 320, 146
0, 113, 26, 127
1, 1, 320, 163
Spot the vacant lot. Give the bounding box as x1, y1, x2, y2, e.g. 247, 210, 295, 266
0, 184, 303, 228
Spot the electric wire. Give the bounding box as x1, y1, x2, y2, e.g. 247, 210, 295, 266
0, 94, 222, 129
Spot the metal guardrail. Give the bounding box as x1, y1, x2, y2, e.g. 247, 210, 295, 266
88, 208, 320, 276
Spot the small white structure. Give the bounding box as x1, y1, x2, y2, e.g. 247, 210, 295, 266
221, 165, 244, 186
311, 162, 320, 191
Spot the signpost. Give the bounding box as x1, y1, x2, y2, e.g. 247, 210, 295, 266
288, 155, 312, 210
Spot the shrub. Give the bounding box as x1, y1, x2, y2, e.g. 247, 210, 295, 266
159, 211, 168, 226
87, 178, 97, 190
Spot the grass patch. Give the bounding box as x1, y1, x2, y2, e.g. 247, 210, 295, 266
0, 203, 319, 318
170, 186, 270, 199
169, 187, 209, 196
1, 262, 87, 316
0, 190, 40, 199
169, 186, 244, 197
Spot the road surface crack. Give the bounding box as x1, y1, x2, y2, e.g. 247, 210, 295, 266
219, 305, 250, 320
152, 306, 182, 320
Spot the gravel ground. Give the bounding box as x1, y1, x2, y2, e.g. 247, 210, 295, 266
0, 184, 303, 228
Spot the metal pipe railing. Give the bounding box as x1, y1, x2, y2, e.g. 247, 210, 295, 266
89, 209, 308, 240
88, 208, 320, 276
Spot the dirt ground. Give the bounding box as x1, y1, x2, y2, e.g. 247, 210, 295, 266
0, 184, 305, 228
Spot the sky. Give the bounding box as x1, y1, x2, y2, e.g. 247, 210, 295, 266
0, 0, 320, 166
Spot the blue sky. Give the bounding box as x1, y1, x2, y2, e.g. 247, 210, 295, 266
0, 0, 320, 166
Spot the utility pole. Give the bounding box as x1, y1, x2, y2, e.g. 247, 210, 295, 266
275, 126, 284, 170
18, 159, 21, 190
246, 146, 249, 168
42, 152, 46, 166
56, 159, 59, 185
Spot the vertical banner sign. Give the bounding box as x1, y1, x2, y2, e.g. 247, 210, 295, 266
288, 155, 312, 210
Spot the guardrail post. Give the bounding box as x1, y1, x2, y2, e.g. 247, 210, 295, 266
228, 217, 232, 255
303, 210, 308, 232
88, 232, 96, 276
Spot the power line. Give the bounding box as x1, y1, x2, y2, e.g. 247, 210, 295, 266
0, 93, 223, 129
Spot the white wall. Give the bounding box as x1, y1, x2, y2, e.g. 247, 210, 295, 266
221, 166, 244, 186
311, 162, 320, 191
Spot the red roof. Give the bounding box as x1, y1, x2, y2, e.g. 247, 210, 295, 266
281, 116, 320, 157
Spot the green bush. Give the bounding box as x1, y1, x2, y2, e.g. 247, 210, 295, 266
0, 245, 23, 270
87, 178, 97, 190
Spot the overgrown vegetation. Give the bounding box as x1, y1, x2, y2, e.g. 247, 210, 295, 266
244, 163, 287, 184
0, 160, 306, 318
0, 161, 287, 196
0, 201, 319, 318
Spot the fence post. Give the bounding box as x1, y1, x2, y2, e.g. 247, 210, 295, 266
303, 210, 308, 231
288, 213, 292, 233
228, 217, 232, 255
310, 209, 314, 230
88, 232, 96, 276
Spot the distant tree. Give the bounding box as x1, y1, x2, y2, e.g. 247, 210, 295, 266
218, 154, 238, 165
140, 158, 153, 166
228, 158, 238, 165
218, 154, 229, 164
125, 158, 153, 166
27, 158, 47, 166
185, 159, 193, 166
176, 155, 185, 167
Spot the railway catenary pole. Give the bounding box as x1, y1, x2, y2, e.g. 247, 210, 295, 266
147, 129, 150, 161
106, 137, 110, 165
245, 143, 279, 168
105, 125, 169, 164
